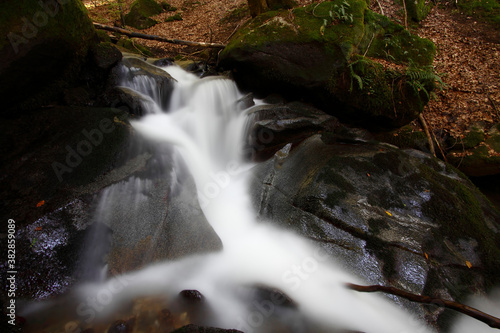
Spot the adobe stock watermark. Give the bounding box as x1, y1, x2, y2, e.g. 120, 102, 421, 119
7, 0, 71, 54
62, 274, 135, 333
236, 246, 330, 332
51, 118, 116, 182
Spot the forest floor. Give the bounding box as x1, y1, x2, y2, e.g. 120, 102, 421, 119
84, 0, 500, 141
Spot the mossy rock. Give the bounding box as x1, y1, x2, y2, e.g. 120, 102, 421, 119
124, 0, 163, 29
457, 0, 500, 29
219, 1, 436, 131
0, 0, 97, 114
160, 1, 177, 11
165, 13, 183, 22
447, 122, 500, 176
361, 10, 435, 66
117, 38, 154, 56
374, 125, 431, 152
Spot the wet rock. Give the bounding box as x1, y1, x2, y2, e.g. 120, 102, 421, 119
171, 324, 243, 333
179, 290, 205, 303
250, 134, 500, 330
247, 101, 370, 161
251, 285, 297, 308
108, 318, 135, 333
111, 86, 157, 116
153, 57, 175, 67
116, 56, 176, 110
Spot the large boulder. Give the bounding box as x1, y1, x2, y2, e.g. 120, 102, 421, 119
125, 0, 163, 29
219, 1, 437, 131
0, 0, 97, 114
0, 105, 221, 300
250, 132, 500, 329
0, 106, 131, 299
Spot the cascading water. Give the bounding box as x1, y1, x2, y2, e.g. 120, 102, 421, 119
27, 61, 500, 332
61, 62, 439, 333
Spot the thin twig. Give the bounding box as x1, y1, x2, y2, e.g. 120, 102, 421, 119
345, 283, 500, 329
402, 0, 408, 29
488, 94, 499, 119
363, 33, 375, 57
376, 0, 385, 15
419, 113, 436, 157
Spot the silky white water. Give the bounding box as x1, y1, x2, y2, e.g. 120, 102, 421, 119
65, 63, 441, 333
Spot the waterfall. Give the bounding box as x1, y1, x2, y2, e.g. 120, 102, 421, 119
64, 63, 440, 333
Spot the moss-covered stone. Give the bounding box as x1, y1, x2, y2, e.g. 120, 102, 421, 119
373, 126, 430, 152
0, 0, 97, 114
117, 38, 154, 56
362, 10, 435, 66
160, 1, 177, 11
125, 0, 163, 29
165, 13, 183, 22
219, 1, 436, 131
447, 122, 500, 176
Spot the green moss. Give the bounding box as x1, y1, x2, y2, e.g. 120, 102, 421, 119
220, 5, 250, 23
362, 10, 435, 66
486, 133, 500, 152
463, 129, 486, 148
96, 30, 112, 43
161, 1, 177, 11
374, 127, 429, 150
222, 0, 367, 60
125, 0, 163, 29
117, 39, 154, 56
165, 13, 183, 22
417, 163, 500, 286
458, 0, 500, 29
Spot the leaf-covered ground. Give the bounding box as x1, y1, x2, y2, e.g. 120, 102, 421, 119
84, 0, 500, 140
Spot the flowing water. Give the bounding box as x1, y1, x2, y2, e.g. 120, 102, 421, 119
81, 64, 432, 333
24, 62, 499, 332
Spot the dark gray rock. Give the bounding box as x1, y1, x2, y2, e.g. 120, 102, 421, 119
250, 134, 500, 329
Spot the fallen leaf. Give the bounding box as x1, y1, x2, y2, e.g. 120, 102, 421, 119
366, 173, 371, 177
424, 252, 429, 260
466, 261, 472, 268
385, 211, 392, 217
36, 200, 45, 207
35, 227, 42, 231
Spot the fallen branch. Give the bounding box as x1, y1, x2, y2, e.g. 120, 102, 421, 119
375, 0, 385, 15
93, 23, 226, 49
418, 113, 436, 157
345, 283, 500, 329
